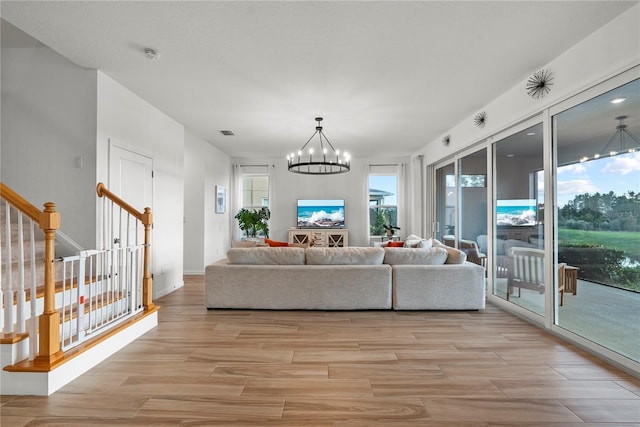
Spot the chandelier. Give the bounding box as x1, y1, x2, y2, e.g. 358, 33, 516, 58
287, 117, 350, 175
580, 115, 639, 162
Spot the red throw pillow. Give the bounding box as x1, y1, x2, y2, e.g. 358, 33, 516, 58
387, 241, 404, 247
265, 238, 289, 247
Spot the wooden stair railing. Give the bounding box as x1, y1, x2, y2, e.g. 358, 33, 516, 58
0, 182, 64, 366
96, 182, 154, 310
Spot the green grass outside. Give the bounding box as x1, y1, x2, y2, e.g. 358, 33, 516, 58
558, 228, 640, 262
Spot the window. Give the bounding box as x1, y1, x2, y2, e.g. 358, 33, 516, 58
369, 165, 399, 237
241, 175, 269, 210
236, 165, 270, 239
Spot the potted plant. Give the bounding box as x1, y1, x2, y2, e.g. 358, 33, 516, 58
383, 224, 401, 238
235, 207, 270, 238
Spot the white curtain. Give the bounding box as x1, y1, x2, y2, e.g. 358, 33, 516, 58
406, 155, 425, 237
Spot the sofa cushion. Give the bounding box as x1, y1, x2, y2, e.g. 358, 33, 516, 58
405, 234, 423, 241
387, 241, 404, 247
403, 234, 433, 249
431, 240, 467, 264
405, 237, 433, 248
265, 238, 289, 247
418, 239, 433, 248
231, 240, 268, 248
227, 247, 305, 265
306, 247, 384, 265
383, 247, 448, 265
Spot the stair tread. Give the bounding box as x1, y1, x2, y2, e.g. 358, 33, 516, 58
2, 274, 109, 307
3, 306, 159, 372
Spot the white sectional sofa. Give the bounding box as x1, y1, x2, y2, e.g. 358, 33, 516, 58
205, 244, 485, 311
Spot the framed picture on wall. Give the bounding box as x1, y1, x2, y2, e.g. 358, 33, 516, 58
216, 185, 226, 214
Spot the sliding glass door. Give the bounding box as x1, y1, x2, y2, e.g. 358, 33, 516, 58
553, 78, 639, 362
428, 68, 639, 371
433, 147, 487, 267
434, 162, 455, 243
458, 148, 487, 265
491, 122, 546, 316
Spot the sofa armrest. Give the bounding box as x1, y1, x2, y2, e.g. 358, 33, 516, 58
392, 262, 485, 310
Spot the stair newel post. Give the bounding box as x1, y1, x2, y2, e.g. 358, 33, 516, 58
35, 202, 63, 366
141, 207, 154, 310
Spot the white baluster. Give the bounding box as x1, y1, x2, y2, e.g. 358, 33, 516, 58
0, 201, 3, 333
16, 214, 26, 333
77, 252, 86, 341
29, 218, 37, 360
3, 203, 14, 334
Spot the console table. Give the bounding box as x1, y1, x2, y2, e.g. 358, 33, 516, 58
497, 226, 540, 243
289, 229, 348, 247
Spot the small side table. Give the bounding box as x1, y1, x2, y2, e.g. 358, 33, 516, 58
564, 266, 579, 295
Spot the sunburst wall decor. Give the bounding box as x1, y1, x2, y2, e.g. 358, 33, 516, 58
526, 69, 554, 99
474, 111, 487, 128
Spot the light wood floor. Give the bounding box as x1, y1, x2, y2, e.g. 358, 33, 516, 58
2, 275, 639, 426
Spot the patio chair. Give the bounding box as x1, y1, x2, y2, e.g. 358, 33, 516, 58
442, 235, 455, 247
460, 239, 487, 267
507, 247, 565, 306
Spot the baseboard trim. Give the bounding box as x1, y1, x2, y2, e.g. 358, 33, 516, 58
1, 310, 158, 395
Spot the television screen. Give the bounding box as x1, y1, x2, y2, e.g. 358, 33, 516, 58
496, 199, 537, 226
297, 199, 345, 228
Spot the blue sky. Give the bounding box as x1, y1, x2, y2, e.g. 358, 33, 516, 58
551, 151, 640, 207
369, 175, 398, 205
368, 152, 639, 210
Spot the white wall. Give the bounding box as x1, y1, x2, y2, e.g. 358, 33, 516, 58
184, 133, 231, 274
230, 156, 411, 247
96, 72, 185, 298
1, 43, 97, 248
418, 5, 640, 164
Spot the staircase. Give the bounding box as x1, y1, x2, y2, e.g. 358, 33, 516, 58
0, 183, 158, 395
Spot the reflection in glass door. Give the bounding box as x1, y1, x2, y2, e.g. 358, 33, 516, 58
553, 78, 639, 362
458, 148, 487, 267
434, 163, 455, 243
492, 123, 546, 316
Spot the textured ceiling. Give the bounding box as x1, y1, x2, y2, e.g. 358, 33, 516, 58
1, 1, 637, 159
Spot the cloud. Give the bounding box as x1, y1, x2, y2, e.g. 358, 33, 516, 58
601, 152, 640, 175
558, 163, 586, 174
557, 179, 599, 196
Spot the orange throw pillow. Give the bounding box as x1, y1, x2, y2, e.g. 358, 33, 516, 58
265, 238, 289, 247
387, 241, 404, 247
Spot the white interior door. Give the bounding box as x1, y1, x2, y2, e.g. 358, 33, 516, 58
108, 141, 153, 247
